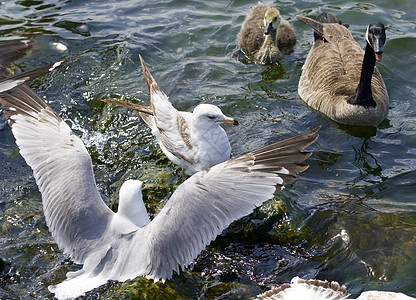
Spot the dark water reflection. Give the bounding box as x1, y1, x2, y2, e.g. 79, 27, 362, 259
1, 0, 416, 299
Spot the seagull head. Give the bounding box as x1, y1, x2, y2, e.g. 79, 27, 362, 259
192, 104, 240, 128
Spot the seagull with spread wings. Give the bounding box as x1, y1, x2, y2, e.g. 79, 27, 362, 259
0, 41, 319, 299
102, 55, 240, 175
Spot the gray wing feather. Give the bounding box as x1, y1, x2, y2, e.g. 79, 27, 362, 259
139, 55, 195, 164
0, 84, 114, 264
141, 127, 319, 281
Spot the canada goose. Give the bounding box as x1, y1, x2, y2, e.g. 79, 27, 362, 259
0, 42, 319, 298
238, 5, 296, 64
256, 277, 416, 300
102, 55, 240, 175
297, 15, 389, 126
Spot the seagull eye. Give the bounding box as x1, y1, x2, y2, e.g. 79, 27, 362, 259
207, 115, 216, 120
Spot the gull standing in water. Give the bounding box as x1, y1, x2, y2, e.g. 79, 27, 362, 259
102, 55, 240, 175
0, 42, 319, 299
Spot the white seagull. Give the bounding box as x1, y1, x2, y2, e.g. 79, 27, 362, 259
102, 55, 240, 175
256, 276, 415, 300
0, 42, 320, 299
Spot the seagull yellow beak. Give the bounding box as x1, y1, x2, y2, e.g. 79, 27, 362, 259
217, 116, 241, 126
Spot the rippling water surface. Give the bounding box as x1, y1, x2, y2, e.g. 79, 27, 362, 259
1, 0, 416, 299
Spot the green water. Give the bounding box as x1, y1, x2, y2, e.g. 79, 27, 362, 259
1, 0, 416, 299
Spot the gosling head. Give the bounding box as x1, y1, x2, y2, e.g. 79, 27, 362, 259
366, 22, 386, 62
264, 8, 281, 35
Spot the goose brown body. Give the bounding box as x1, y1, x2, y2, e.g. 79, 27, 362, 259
238, 5, 296, 64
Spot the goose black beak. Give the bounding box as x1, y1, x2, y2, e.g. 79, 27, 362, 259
264, 22, 273, 35
373, 37, 384, 62
368, 22, 386, 62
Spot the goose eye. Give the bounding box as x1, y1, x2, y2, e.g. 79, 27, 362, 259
274, 17, 277, 21
208, 115, 215, 120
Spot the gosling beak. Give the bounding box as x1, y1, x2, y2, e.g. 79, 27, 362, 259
264, 22, 273, 35
216, 116, 241, 126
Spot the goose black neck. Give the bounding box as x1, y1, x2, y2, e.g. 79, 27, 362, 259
347, 42, 377, 108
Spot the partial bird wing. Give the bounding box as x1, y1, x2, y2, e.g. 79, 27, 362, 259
0, 40, 35, 77
256, 277, 349, 300
0, 61, 65, 93
101, 98, 153, 115
297, 16, 363, 109
298, 16, 363, 77
297, 16, 324, 40
356, 291, 416, 300
139, 55, 195, 164
0, 69, 114, 265
140, 127, 320, 281
103, 56, 195, 167
321, 22, 364, 78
